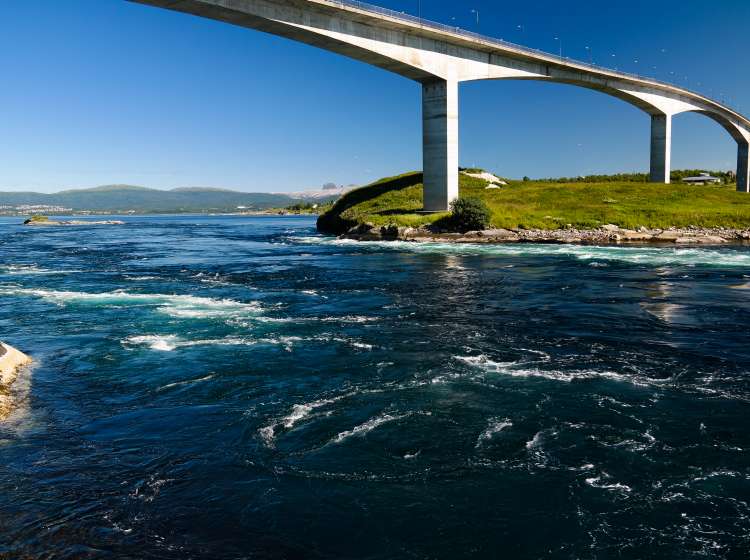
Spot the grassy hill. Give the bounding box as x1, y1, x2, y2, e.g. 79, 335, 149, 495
317, 171, 750, 234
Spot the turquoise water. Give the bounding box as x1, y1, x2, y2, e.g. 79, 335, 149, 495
1, 215, 749, 558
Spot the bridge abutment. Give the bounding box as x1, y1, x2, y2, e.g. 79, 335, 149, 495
650, 114, 672, 184
422, 79, 459, 212
738, 141, 750, 193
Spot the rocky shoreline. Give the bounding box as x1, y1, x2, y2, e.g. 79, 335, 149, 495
0, 342, 32, 421
337, 223, 750, 245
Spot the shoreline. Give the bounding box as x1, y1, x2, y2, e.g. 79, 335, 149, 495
336, 224, 750, 246
0, 342, 32, 421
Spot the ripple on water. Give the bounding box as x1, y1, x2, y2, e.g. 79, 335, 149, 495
0, 287, 264, 319
294, 236, 750, 268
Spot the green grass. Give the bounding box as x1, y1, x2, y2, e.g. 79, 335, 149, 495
317, 171, 750, 233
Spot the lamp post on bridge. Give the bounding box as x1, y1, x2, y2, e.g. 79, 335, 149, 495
471, 9, 480, 28
554, 36, 562, 60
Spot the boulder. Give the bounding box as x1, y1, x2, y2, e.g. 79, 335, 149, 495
480, 229, 520, 241
655, 231, 681, 241
347, 222, 376, 235
397, 227, 416, 239
0, 342, 32, 421
380, 225, 400, 239
674, 236, 727, 244
618, 229, 654, 241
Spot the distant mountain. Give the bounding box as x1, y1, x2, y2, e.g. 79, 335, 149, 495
0, 185, 345, 214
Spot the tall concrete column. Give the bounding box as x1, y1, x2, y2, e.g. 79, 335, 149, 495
422, 79, 459, 211
650, 114, 672, 184
737, 141, 750, 193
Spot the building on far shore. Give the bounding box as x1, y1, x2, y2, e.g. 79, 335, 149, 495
682, 173, 722, 185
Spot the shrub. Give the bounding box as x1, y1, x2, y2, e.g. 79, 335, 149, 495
450, 197, 491, 232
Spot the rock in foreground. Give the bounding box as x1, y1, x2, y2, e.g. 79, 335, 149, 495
0, 342, 32, 421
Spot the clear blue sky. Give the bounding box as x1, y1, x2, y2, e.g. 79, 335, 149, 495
1, 0, 748, 192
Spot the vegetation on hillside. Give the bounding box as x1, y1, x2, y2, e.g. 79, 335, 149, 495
534, 170, 735, 184
317, 170, 750, 233
24, 215, 50, 224
284, 201, 334, 214
449, 197, 491, 232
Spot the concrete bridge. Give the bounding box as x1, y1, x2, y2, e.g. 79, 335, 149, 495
130, 0, 750, 210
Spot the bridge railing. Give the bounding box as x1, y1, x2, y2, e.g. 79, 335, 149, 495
325, 0, 743, 115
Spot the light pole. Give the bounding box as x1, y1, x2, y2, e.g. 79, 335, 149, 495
554, 36, 562, 59
584, 45, 592, 64
660, 48, 667, 80
471, 9, 480, 28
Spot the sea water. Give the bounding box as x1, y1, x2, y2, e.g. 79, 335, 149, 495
1, 215, 749, 558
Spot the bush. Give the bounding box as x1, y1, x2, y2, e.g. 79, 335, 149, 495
450, 197, 491, 232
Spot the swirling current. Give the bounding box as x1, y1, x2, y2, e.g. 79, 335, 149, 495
1, 215, 749, 559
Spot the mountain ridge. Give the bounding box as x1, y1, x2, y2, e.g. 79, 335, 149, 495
0, 184, 347, 214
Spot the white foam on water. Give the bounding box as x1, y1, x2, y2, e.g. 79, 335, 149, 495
525, 431, 544, 450
332, 412, 410, 444
125, 275, 160, 281
295, 236, 750, 268
328, 336, 374, 350
690, 469, 744, 482
585, 475, 632, 493
568, 463, 596, 472
126, 335, 180, 351
123, 332, 376, 356
282, 398, 340, 429
0, 264, 78, 275
258, 424, 276, 447
123, 335, 253, 352
455, 354, 664, 387
157, 374, 216, 391
0, 287, 263, 320
258, 393, 355, 448
316, 315, 380, 323
192, 272, 234, 286
476, 417, 513, 447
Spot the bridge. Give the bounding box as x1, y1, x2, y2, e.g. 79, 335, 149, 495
130, 0, 750, 211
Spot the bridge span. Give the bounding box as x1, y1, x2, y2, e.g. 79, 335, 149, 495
130, 0, 750, 210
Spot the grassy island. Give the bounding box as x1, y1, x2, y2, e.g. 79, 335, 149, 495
317, 171, 750, 235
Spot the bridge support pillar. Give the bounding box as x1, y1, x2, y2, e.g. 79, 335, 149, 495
422, 79, 459, 211
650, 114, 672, 184
737, 141, 750, 193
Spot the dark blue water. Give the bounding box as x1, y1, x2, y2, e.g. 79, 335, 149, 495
1, 215, 750, 559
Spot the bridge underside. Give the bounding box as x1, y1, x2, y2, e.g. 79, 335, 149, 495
130, 0, 750, 208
